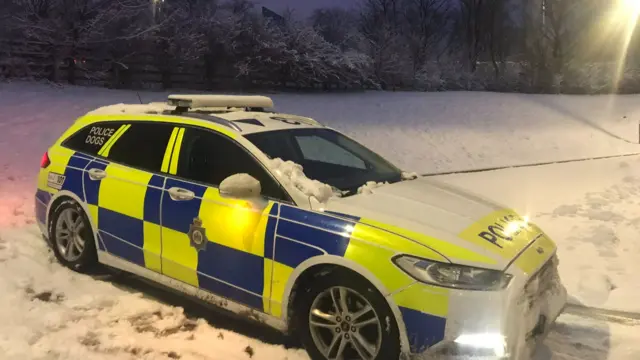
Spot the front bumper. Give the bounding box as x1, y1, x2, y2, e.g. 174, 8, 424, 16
394, 255, 567, 359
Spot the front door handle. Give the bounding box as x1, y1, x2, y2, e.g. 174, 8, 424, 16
167, 187, 195, 201
87, 168, 107, 180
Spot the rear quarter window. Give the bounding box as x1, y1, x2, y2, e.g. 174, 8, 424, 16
106, 122, 175, 173
61, 122, 122, 156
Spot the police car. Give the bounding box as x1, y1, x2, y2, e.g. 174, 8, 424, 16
35, 94, 567, 360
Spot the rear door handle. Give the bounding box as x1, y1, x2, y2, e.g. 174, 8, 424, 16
167, 187, 195, 201
87, 168, 107, 180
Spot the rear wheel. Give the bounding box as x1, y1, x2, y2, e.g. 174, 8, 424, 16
49, 200, 98, 272
295, 269, 401, 360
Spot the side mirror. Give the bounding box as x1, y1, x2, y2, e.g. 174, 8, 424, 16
219, 173, 262, 199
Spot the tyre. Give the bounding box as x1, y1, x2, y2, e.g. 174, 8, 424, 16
49, 199, 98, 272
295, 269, 401, 360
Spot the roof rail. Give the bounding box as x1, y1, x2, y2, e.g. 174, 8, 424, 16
86, 102, 169, 115
86, 102, 244, 132
269, 114, 322, 127
167, 94, 274, 110
173, 112, 243, 132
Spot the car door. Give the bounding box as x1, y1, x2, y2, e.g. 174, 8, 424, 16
159, 126, 291, 312
82, 121, 176, 273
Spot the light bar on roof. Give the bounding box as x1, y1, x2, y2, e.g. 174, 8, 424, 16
167, 94, 274, 109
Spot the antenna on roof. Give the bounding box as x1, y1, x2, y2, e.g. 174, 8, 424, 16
136, 92, 143, 104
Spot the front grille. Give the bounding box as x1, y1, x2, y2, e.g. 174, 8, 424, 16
521, 255, 560, 310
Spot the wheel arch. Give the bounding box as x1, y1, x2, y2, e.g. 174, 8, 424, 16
47, 191, 100, 250
281, 255, 411, 353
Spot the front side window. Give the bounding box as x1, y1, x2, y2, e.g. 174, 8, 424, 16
246, 128, 402, 196
62, 122, 123, 156
176, 128, 290, 201
107, 122, 175, 173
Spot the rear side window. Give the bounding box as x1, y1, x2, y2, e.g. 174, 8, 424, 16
62, 122, 122, 156
107, 122, 175, 173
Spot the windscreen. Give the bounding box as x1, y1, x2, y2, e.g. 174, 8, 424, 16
245, 128, 403, 196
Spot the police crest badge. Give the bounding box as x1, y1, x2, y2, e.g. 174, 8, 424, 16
188, 217, 208, 251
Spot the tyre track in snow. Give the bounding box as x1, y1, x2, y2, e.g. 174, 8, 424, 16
564, 304, 640, 326
422, 152, 640, 177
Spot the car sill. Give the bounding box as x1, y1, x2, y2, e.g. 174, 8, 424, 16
98, 251, 288, 332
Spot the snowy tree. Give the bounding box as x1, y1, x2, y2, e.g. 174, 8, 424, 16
211, 1, 282, 85
150, 0, 211, 88
309, 7, 359, 49
454, 0, 490, 72
539, 0, 582, 72
485, 0, 516, 76
358, 0, 409, 89
401, 0, 452, 75
7, 0, 153, 83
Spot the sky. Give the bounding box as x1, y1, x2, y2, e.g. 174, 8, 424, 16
254, 0, 354, 17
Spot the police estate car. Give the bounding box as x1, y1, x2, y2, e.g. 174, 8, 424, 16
35, 94, 567, 360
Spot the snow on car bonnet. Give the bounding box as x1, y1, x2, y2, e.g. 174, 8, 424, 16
357, 181, 389, 195
267, 158, 333, 203
357, 172, 418, 194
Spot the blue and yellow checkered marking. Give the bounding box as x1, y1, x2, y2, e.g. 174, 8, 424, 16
161, 179, 207, 233
159, 177, 273, 309
99, 207, 145, 265
197, 241, 265, 309
43, 120, 454, 351
61, 154, 92, 201
273, 238, 325, 269
277, 204, 352, 256
263, 204, 279, 260
400, 306, 447, 352
35, 189, 52, 225
144, 175, 165, 224
83, 160, 107, 206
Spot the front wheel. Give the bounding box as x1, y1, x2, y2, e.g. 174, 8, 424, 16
49, 199, 98, 272
295, 270, 401, 360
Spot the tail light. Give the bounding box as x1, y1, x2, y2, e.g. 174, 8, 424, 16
40, 151, 51, 168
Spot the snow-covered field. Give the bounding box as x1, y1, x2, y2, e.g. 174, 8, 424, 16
1, 81, 640, 359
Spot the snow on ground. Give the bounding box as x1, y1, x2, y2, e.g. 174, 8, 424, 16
537, 314, 640, 360
0, 227, 309, 360
438, 155, 640, 313
3, 80, 640, 179
1, 225, 638, 360
2, 80, 640, 359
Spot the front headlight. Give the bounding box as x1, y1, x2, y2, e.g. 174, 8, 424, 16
393, 255, 512, 291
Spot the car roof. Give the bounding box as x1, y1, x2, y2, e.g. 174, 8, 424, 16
215, 111, 319, 134
84, 95, 323, 136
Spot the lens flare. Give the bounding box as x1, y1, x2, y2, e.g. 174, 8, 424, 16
610, 0, 640, 91
621, 0, 640, 15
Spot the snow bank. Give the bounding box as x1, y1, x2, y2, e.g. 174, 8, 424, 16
266, 158, 334, 203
